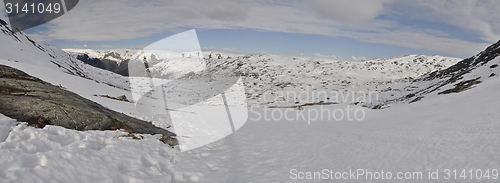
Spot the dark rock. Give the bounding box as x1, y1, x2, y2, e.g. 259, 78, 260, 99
384, 39, 500, 106
0, 65, 175, 137
76, 54, 108, 70
409, 97, 422, 104
117, 95, 129, 102
372, 104, 385, 109
159, 136, 179, 147
438, 77, 482, 95
74, 53, 130, 76
94, 94, 131, 102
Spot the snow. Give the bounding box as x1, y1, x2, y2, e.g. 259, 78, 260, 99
63, 49, 244, 61
62, 48, 104, 58
0, 27, 131, 91
232, 54, 461, 107
388, 50, 500, 106
0, 113, 182, 182
1, 73, 500, 182
0, 37, 498, 182
63, 49, 140, 65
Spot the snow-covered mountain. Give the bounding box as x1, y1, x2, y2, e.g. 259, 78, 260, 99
0, 18, 181, 127
198, 54, 461, 107
0, 19, 130, 91
2, 16, 470, 110
64, 49, 244, 77
384, 40, 500, 105
63, 49, 139, 76
65, 48, 242, 62
64, 45, 463, 108
63, 49, 138, 65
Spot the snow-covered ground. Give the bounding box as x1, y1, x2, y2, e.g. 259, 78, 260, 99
1, 68, 499, 182
0, 36, 498, 182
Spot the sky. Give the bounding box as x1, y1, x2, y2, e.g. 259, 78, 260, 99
2, 0, 500, 60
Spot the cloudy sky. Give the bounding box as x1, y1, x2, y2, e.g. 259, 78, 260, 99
2, 0, 500, 60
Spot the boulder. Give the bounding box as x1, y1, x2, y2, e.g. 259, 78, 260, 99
0, 65, 175, 137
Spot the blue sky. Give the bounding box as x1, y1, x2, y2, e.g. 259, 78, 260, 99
3, 0, 500, 60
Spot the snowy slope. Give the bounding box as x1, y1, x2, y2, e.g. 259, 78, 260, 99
0, 18, 175, 128
384, 40, 500, 106
0, 60, 499, 183
0, 19, 130, 91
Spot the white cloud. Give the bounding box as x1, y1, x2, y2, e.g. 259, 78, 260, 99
313, 52, 337, 58
223, 47, 237, 51
259, 51, 266, 54
352, 55, 366, 60
310, 0, 394, 23
339, 56, 343, 59
34, 0, 250, 42
300, 53, 303, 56
351, 55, 367, 60
349, 28, 490, 56
130, 45, 146, 49
395, 0, 500, 42
26, 0, 496, 57
201, 47, 214, 50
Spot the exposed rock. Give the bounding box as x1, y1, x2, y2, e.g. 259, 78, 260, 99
268, 101, 339, 109
160, 136, 179, 147
74, 53, 130, 76
93, 94, 131, 102
438, 77, 482, 95
383, 40, 500, 106
371, 104, 389, 109
117, 95, 129, 102
409, 97, 423, 104
0, 65, 175, 137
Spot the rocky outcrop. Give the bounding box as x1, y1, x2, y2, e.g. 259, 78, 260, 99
76, 54, 108, 70
381, 39, 500, 105
0, 65, 175, 137
75, 53, 130, 76
93, 94, 132, 102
